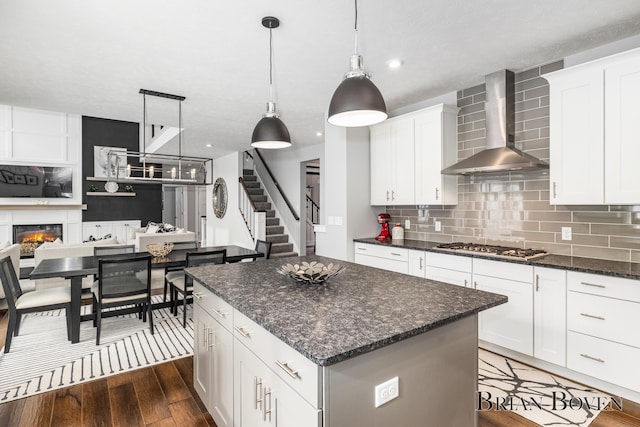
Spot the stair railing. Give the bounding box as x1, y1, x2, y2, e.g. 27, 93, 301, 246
238, 173, 266, 242
306, 195, 319, 224
253, 149, 299, 221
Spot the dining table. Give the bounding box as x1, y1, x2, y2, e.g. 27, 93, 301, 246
29, 244, 262, 343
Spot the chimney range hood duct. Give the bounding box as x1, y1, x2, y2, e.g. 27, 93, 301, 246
441, 70, 548, 175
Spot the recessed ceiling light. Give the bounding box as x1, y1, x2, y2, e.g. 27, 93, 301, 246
387, 59, 403, 69
206, 143, 212, 147
316, 132, 323, 137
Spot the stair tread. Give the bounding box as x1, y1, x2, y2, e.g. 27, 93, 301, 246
271, 252, 298, 258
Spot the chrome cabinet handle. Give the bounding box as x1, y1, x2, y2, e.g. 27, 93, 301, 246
211, 307, 226, 318
391, 190, 395, 200
208, 329, 215, 349
193, 292, 204, 299
535, 274, 540, 292
254, 377, 263, 410
580, 353, 604, 363
419, 256, 423, 270
234, 326, 251, 338
553, 182, 557, 199
435, 188, 439, 200
275, 360, 301, 379
464, 279, 468, 287
580, 313, 605, 321
390, 252, 402, 256
474, 281, 478, 289
580, 282, 605, 289
386, 190, 390, 201
263, 387, 272, 422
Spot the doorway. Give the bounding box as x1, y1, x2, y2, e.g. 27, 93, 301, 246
303, 159, 320, 255
163, 185, 207, 244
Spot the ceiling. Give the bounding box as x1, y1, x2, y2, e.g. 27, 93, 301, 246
2, 0, 640, 160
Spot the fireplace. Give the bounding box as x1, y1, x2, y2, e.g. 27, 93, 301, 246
13, 224, 63, 258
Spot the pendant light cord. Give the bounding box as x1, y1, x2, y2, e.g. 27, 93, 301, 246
354, 0, 358, 54
269, 26, 274, 102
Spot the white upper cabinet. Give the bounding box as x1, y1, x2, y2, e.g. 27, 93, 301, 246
414, 105, 459, 205
370, 103, 458, 206
604, 53, 640, 203
370, 118, 415, 205
544, 47, 640, 205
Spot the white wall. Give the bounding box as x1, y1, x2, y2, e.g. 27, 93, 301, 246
258, 143, 324, 254
315, 125, 380, 261
205, 152, 254, 249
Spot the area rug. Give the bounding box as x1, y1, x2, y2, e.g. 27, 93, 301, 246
0, 295, 193, 402
478, 349, 619, 427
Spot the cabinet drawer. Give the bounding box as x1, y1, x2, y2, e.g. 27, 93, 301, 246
193, 281, 233, 332
567, 331, 640, 392
473, 258, 532, 283
567, 271, 640, 302
567, 291, 640, 347
425, 266, 471, 288
354, 243, 408, 261
425, 252, 472, 272
233, 310, 320, 407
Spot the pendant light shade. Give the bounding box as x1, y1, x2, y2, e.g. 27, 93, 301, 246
328, 1, 387, 127
251, 101, 291, 149
251, 16, 291, 149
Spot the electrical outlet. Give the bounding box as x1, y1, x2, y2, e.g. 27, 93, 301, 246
561, 227, 572, 241
435, 221, 442, 232
405, 219, 410, 229
375, 376, 399, 408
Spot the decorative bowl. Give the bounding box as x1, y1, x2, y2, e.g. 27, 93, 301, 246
146, 242, 174, 257
276, 261, 345, 285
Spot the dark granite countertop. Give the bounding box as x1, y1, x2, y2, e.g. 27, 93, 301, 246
185, 255, 507, 366
354, 238, 640, 280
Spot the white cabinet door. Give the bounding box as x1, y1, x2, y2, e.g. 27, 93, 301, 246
193, 303, 212, 405
390, 119, 415, 205
546, 65, 604, 204
604, 54, 640, 204
234, 339, 319, 427
426, 266, 471, 288
533, 267, 566, 366
408, 249, 426, 278
414, 105, 458, 205
210, 315, 234, 427
475, 264, 534, 356
370, 124, 392, 205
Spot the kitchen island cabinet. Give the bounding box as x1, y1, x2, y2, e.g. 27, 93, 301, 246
187, 256, 506, 427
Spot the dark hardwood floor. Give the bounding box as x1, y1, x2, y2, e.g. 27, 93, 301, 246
0, 309, 639, 426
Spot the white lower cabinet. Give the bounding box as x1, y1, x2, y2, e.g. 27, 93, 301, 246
566, 271, 640, 392
474, 259, 534, 356
193, 283, 234, 427
424, 252, 472, 287
234, 339, 319, 427
354, 243, 408, 274
194, 282, 321, 427
533, 267, 566, 366
407, 249, 426, 278
82, 220, 141, 243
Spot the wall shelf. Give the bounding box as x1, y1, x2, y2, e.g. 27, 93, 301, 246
86, 192, 136, 197
0, 204, 87, 210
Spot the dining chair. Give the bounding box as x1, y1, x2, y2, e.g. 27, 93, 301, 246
0, 255, 72, 353
162, 240, 198, 302
93, 244, 136, 283
91, 253, 153, 345
167, 249, 226, 327
254, 239, 272, 260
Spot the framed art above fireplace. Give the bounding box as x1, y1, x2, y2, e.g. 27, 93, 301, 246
0, 164, 73, 198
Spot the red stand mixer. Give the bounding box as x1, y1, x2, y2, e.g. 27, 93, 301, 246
376, 213, 391, 241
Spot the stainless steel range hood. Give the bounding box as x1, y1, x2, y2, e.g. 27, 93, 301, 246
441, 70, 548, 175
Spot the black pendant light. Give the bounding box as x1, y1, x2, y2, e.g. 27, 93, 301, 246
251, 16, 291, 149
328, 0, 387, 127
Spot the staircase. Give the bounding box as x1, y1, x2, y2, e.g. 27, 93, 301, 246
242, 169, 298, 258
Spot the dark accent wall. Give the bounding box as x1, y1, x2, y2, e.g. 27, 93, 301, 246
82, 116, 162, 223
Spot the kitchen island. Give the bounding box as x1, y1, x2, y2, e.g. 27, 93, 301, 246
186, 255, 507, 427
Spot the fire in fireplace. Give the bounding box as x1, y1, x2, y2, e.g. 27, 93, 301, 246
13, 224, 63, 257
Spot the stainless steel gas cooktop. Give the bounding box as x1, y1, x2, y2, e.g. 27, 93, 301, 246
435, 242, 548, 260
